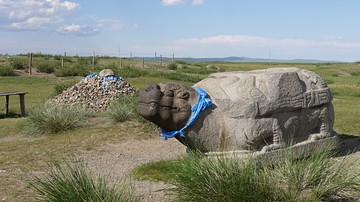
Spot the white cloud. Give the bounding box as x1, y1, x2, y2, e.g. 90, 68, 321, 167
161, 0, 204, 6
192, 0, 204, 5
164, 34, 360, 61
173, 34, 360, 49
161, 0, 185, 6
0, 0, 79, 31
57, 24, 99, 36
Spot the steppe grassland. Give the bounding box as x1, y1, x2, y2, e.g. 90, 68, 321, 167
0, 54, 359, 200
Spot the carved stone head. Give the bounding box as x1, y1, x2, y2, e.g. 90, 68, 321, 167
137, 83, 198, 132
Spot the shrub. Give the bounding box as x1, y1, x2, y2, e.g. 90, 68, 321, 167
325, 79, 335, 84
36, 61, 57, 73
51, 82, 77, 97
269, 144, 360, 201
30, 157, 138, 202
169, 154, 280, 202
149, 71, 204, 83
167, 62, 178, 70
10, 58, 27, 70
351, 72, 360, 76
107, 94, 159, 132
54, 65, 89, 77
135, 144, 360, 201
26, 104, 91, 135
175, 60, 189, 65
118, 66, 148, 78
0, 66, 15, 76
53, 55, 62, 60
107, 95, 138, 123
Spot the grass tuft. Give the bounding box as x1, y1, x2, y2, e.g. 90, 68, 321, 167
25, 104, 91, 135
30, 157, 138, 202
107, 95, 138, 123
269, 144, 360, 201
134, 144, 360, 201
169, 153, 280, 202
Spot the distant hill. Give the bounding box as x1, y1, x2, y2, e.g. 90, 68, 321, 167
135, 56, 340, 63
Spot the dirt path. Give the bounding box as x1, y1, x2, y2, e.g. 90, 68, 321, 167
80, 137, 186, 202
79, 134, 360, 202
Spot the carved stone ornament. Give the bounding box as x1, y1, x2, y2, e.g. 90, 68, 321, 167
137, 68, 338, 155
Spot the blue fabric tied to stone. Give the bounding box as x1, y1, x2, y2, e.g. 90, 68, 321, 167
161, 87, 212, 140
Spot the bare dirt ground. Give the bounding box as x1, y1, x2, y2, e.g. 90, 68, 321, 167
80, 136, 186, 202
79, 134, 360, 202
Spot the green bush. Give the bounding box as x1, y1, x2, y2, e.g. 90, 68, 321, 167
175, 60, 189, 65
0, 66, 16, 76
325, 79, 335, 84
36, 61, 57, 73
269, 145, 360, 201
26, 104, 91, 135
167, 62, 178, 70
135, 144, 360, 201
54, 65, 89, 77
149, 71, 204, 83
51, 82, 77, 97
10, 58, 27, 70
107, 94, 158, 132
30, 157, 138, 202
118, 66, 148, 78
169, 154, 280, 202
177, 66, 217, 75
107, 95, 138, 123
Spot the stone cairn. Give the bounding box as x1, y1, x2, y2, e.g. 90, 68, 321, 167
49, 69, 137, 111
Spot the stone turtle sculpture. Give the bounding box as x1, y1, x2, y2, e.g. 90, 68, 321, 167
137, 68, 337, 153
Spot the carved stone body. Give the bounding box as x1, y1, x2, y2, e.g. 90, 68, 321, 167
137, 68, 336, 153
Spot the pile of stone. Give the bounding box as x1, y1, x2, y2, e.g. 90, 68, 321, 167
49, 69, 137, 111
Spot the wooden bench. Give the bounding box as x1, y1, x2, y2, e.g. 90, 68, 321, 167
0, 91, 27, 116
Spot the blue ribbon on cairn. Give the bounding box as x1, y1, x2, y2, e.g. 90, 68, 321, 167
161, 87, 212, 140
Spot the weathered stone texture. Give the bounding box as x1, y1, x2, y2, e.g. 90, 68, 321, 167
138, 67, 337, 154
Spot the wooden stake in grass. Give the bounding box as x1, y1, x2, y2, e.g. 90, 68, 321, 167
28, 53, 32, 75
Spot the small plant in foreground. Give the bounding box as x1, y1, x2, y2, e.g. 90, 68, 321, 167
30, 157, 138, 202
26, 104, 91, 135
108, 95, 138, 122
0, 66, 15, 76
169, 153, 280, 202
269, 144, 360, 201
51, 82, 76, 97
134, 144, 360, 201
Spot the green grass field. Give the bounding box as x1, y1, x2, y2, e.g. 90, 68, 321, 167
0, 55, 360, 201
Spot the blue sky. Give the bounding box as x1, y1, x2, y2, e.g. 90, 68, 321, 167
1, 0, 360, 61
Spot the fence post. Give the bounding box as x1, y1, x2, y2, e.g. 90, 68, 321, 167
92, 51, 95, 69
142, 58, 144, 68
28, 53, 32, 75
160, 54, 162, 66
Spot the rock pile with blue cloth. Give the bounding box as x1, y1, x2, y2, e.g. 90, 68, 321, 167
49, 69, 136, 111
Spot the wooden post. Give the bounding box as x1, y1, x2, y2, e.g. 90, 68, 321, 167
28, 53, 32, 75
92, 51, 95, 69
4, 95, 9, 116
61, 56, 64, 68
155, 52, 157, 61
142, 58, 144, 68
160, 54, 163, 66
172, 53, 174, 63
19, 94, 25, 116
